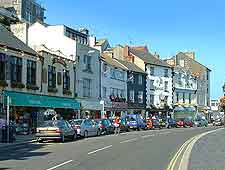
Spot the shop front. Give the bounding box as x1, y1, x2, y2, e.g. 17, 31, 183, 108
78, 99, 102, 119
127, 102, 146, 118
2, 91, 80, 134
104, 102, 128, 118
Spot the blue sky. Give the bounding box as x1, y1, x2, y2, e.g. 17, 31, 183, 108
41, 0, 225, 99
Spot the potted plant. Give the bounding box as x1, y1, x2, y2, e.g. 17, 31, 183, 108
11, 81, 25, 89
0, 80, 8, 87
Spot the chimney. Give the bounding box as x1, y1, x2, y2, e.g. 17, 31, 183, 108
184, 52, 195, 60
89, 36, 96, 48
124, 45, 129, 57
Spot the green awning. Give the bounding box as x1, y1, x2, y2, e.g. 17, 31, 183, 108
3, 91, 80, 109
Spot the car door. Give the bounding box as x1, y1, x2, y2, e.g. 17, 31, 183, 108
66, 121, 74, 137
89, 120, 97, 136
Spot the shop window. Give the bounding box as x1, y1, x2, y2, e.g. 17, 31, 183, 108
10, 56, 22, 83
27, 59, 36, 85
48, 65, 56, 88
63, 70, 70, 90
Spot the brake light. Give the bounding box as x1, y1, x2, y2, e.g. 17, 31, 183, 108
55, 129, 61, 133
100, 124, 105, 129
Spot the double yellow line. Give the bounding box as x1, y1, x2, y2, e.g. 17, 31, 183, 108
167, 135, 199, 170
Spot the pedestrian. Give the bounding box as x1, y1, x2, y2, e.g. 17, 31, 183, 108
114, 116, 121, 135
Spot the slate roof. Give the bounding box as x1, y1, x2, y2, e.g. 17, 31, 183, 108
117, 59, 146, 74
102, 56, 128, 71
0, 24, 38, 56
129, 48, 171, 68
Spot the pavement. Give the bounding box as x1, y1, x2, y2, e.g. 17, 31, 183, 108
0, 126, 220, 170
189, 126, 225, 170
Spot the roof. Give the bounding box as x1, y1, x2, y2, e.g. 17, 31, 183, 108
117, 59, 146, 74
102, 56, 128, 71
0, 7, 18, 21
129, 48, 171, 68
0, 24, 38, 56
95, 39, 108, 46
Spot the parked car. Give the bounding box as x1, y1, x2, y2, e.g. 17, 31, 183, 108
184, 117, 194, 127
152, 118, 161, 129
167, 118, 177, 128
126, 114, 146, 130
145, 118, 153, 129
194, 118, 208, 127
69, 119, 100, 138
94, 119, 114, 135
176, 119, 185, 128
213, 118, 224, 126
36, 120, 77, 142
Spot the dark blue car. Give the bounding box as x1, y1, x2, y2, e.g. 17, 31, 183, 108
167, 118, 177, 128
126, 114, 146, 130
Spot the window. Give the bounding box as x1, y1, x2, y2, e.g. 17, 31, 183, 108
179, 60, 185, 67
164, 69, 169, 77
164, 81, 168, 92
48, 65, 56, 88
138, 75, 142, 85
83, 79, 91, 97
11, 56, 22, 82
150, 67, 155, 76
176, 92, 179, 103
129, 90, 134, 103
103, 64, 107, 73
150, 80, 155, 90
128, 73, 134, 83
103, 87, 107, 98
183, 92, 185, 103
189, 93, 192, 104
150, 95, 154, 105
138, 91, 143, 103
83, 55, 92, 72
63, 70, 70, 90
0, 53, 7, 80
27, 60, 36, 85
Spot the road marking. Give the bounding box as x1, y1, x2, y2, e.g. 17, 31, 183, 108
158, 132, 171, 135
46, 160, 73, 170
120, 138, 137, 144
178, 128, 224, 170
141, 134, 155, 138
88, 145, 112, 155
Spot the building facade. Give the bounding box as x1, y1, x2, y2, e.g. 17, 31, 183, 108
0, 0, 45, 24
100, 56, 128, 118
0, 25, 80, 134
172, 66, 197, 106
166, 52, 211, 111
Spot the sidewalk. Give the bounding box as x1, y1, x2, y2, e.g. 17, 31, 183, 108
0, 134, 36, 149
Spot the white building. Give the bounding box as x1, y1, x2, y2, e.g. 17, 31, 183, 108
129, 48, 173, 110
172, 66, 197, 106
100, 55, 128, 118
10, 22, 102, 118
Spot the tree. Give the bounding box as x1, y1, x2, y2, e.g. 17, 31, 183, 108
219, 96, 225, 111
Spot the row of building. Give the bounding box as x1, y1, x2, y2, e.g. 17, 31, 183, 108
0, 0, 211, 131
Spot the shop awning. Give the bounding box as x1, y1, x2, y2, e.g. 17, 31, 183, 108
3, 91, 80, 109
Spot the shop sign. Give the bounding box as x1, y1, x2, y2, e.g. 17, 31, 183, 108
112, 102, 128, 109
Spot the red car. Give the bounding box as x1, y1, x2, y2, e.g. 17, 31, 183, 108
184, 118, 194, 127
176, 119, 185, 127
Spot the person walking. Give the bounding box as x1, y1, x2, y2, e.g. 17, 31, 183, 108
114, 116, 121, 135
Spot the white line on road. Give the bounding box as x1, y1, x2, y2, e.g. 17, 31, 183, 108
120, 138, 138, 144
88, 145, 113, 155
46, 160, 73, 170
141, 134, 155, 138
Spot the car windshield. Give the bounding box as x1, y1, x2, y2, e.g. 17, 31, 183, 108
72, 120, 83, 125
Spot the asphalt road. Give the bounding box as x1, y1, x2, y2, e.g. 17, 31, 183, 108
0, 126, 220, 170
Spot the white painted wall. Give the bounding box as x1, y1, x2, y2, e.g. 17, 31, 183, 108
100, 60, 127, 108
146, 64, 173, 108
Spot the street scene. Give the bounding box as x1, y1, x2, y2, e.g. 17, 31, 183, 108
0, 0, 225, 170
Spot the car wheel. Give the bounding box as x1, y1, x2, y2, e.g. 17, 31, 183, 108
72, 133, 77, 141
84, 131, 88, 138
97, 129, 101, 136
61, 135, 65, 143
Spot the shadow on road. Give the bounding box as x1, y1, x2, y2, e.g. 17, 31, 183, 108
0, 143, 50, 162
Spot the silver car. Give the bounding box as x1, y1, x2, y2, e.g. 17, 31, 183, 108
69, 119, 100, 138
